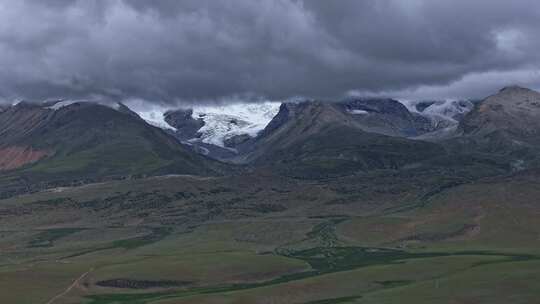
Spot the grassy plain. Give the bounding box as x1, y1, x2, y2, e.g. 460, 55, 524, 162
1, 170, 540, 303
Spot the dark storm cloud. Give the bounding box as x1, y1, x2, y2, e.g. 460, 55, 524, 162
0, 0, 539, 104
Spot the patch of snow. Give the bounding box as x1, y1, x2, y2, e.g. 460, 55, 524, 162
423, 100, 473, 120
399, 99, 474, 130
400, 99, 473, 119
46, 100, 80, 110
136, 107, 177, 131
398, 99, 421, 113
348, 109, 369, 115
125, 100, 177, 131
44, 100, 124, 112
191, 102, 281, 147
109, 102, 121, 110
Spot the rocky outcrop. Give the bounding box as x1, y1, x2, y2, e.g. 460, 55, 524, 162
224, 134, 252, 148
336, 98, 432, 137
164, 109, 205, 141
0, 146, 49, 170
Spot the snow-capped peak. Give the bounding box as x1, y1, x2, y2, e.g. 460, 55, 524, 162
45, 100, 80, 110
129, 101, 281, 147
191, 102, 281, 147
44, 99, 125, 112
135, 107, 177, 131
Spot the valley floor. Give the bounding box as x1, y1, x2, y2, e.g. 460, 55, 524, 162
1, 171, 540, 304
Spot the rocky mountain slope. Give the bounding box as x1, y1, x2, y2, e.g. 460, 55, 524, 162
460, 86, 540, 138
0, 101, 223, 195
448, 86, 540, 167
336, 98, 433, 137
235, 102, 445, 178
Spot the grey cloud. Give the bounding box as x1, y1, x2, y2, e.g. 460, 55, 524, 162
0, 0, 539, 104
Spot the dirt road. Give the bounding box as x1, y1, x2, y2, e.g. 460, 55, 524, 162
45, 268, 93, 304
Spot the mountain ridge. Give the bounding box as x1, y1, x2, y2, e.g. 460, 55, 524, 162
0, 101, 225, 196
234, 101, 445, 178
1, 86, 539, 189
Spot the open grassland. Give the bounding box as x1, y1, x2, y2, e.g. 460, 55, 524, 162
1, 171, 540, 303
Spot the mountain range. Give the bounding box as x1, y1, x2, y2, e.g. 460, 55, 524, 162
0, 86, 534, 199
0, 86, 535, 188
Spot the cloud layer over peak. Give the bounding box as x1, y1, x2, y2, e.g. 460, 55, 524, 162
1, 0, 539, 104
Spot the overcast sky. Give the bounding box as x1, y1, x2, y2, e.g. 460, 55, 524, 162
1, 0, 540, 105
